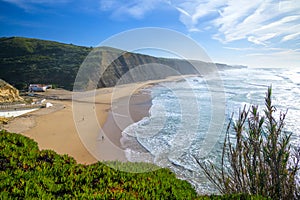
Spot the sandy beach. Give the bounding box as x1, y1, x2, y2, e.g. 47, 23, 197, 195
3, 75, 194, 164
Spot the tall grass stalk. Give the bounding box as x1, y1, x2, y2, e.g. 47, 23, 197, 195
196, 87, 300, 199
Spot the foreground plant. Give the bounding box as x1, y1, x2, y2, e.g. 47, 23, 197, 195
197, 87, 300, 199
0, 130, 197, 199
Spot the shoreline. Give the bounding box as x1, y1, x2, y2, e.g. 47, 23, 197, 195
3, 75, 193, 164
101, 90, 153, 160
89, 75, 196, 162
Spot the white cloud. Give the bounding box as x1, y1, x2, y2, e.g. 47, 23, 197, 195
169, 0, 225, 32
248, 33, 278, 46
97, 0, 300, 48
224, 46, 286, 52
99, 0, 166, 19
244, 49, 300, 68
282, 32, 300, 42
169, 0, 300, 47
2, 0, 70, 11
3, 0, 70, 6
4, 0, 300, 67
99, 0, 115, 10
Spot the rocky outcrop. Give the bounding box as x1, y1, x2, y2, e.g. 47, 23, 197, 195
0, 79, 24, 103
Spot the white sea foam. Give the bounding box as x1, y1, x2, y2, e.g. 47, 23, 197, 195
120, 67, 300, 193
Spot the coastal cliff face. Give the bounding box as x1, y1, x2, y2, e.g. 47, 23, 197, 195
97, 52, 201, 87
75, 49, 214, 89
0, 79, 23, 103
0, 37, 241, 91
0, 37, 202, 90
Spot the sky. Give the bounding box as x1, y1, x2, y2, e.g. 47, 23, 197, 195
0, 0, 299, 68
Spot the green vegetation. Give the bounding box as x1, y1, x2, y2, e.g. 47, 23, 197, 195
0, 37, 195, 91
0, 37, 91, 90
0, 130, 197, 199
0, 130, 269, 199
197, 87, 300, 199
1, 37, 235, 91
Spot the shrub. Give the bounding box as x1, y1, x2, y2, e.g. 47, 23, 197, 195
197, 87, 300, 199
0, 130, 197, 199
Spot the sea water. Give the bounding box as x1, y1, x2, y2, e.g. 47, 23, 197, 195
120, 67, 300, 193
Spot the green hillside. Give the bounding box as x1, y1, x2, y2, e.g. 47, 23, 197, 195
0, 37, 92, 90
0, 37, 242, 91
0, 37, 197, 91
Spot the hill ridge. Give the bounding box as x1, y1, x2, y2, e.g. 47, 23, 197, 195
0, 37, 243, 90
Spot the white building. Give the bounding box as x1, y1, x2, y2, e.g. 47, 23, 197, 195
28, 84, 51, 92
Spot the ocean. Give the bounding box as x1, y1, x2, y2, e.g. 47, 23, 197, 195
120, 67, 300, 193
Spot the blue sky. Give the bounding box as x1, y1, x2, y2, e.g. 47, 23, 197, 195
0, 0, 299, 68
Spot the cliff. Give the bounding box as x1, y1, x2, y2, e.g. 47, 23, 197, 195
0, 37, 243, 91
0, 79, 24, 103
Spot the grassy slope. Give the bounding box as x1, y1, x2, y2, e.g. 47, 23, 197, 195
0, 130, 197, 199
0, 37, 91, 90
0, 36, 195, 91
0, 130, 267, 199
0, 37, 235, 91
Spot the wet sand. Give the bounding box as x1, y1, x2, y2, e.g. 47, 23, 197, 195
3, 75, 193, 164
3, 83, 154, 164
